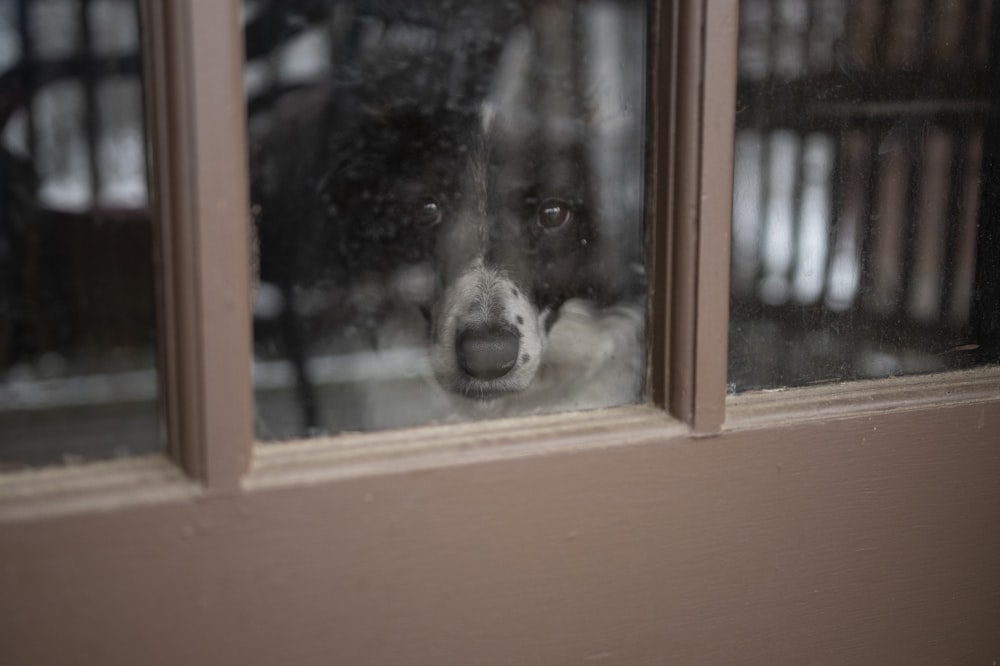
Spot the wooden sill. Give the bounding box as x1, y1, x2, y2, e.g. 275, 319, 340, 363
0, 405, 683, 521
0, 455, 198, 522
2, 366, 995, 522
246, 404, 684, 491
726, 365, 1000, 429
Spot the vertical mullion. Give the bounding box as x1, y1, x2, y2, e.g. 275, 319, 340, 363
142, 0, 253, 488
647, 0, 676, 412
663, 0, 700, 426
665, 0, 738, 433
694, 0, 739, 432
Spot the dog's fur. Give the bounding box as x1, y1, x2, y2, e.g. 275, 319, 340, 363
250, 1, 645, 429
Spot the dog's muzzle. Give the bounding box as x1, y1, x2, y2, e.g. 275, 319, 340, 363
456, 324, 520, 380
430, 263, 545, 400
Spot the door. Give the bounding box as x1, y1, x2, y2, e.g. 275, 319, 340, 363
2, 1, 999, 663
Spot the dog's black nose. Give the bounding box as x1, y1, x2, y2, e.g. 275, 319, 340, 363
456, 325, 520, 380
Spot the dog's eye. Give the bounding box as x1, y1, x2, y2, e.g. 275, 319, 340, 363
414, 197, 443, 226
536, 198, 572, 229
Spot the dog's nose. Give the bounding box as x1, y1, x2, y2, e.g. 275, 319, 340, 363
456, 325, 520, 380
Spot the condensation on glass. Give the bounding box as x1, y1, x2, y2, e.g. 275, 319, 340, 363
729, 0, 1000, 391
0, 0, 158, 469
245, 1, 648, 439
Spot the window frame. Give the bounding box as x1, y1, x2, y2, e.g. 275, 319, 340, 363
143, 0, 253, 488
2, 1, 999, 662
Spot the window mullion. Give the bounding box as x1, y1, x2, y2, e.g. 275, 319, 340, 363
143, 0, 253, 488
667, 0, 739, 433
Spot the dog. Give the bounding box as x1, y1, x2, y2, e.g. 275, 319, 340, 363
250, 1, 646, 431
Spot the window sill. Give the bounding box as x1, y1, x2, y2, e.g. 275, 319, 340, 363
0, 455, 198, 523
726, 365, 1000, 430
246, 404, 685, 491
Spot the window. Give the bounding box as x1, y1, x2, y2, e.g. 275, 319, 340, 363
2, 2, 998, 663
729, 0, 1000, 390
0, 0, 158, 470
245, 1, 649, 439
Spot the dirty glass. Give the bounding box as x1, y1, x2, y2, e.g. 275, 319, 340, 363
245, 0, 648, 439
729, 0, 1000, 391
0, 0, 158, 469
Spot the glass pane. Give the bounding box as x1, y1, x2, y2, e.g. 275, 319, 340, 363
246, 0, 648, 439
0, 0, 159, 470
729, 0, 1000, 391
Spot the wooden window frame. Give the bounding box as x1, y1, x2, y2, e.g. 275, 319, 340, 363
2, 1, 999, 662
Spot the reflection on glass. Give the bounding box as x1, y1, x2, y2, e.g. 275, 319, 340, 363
246, 1, 648, 439
0, 0, 158, 470
729, 0, 1000, 391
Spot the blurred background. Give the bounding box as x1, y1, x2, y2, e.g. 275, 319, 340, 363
729, 0, 1000, 390
0, 0, 158, 469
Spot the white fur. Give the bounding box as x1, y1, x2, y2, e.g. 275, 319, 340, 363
430, 259, 546, 398
451, 299, 644, 418
351, 298, 643, 427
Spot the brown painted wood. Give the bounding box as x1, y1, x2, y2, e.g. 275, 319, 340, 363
666, 0, 703, 427
694, 0, 739, 432
2, 382, 998, 664
4, 2, 997, 664
664, 0, 739, 433
142, 0, 253, 488
647, 0, 676, 413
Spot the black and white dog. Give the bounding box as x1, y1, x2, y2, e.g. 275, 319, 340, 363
250, 0, 646, 430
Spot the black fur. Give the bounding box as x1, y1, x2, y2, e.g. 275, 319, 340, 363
250, 0, 645, 416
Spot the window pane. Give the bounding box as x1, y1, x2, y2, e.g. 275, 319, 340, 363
0, 0, 159, 470
246, 0, 648, 439
729, 0, 1000, 391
